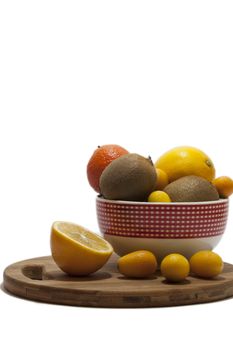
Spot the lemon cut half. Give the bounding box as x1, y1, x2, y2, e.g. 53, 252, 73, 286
50, 221, 113, 276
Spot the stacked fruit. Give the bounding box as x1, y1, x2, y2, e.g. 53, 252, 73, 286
87, 144, 233, 202
49, 145, 232, 281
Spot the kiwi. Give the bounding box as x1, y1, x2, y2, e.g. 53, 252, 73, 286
100, 153, 157, 201
164, 175, 219, 202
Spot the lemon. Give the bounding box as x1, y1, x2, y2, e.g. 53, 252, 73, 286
155, 146, 215, 182
148, 190, 171, 202
190, 250, 223, 278
50, 221, 113, 276
160, 254, 190, 282
117, 250, 157, 278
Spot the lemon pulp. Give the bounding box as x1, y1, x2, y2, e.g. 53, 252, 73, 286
54, 222, 110, 252
50, 221, 113, 276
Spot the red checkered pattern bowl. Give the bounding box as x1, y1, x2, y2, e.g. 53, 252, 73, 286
96, 197, 229, 262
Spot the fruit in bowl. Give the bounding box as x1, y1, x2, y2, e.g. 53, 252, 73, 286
155, 146, 216, 182
100, 153, 157, 201
87, 144, 129, 193
87, 144, 232, 261
163, 175, 219, 202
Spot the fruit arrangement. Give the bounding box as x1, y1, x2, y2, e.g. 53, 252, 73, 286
50, 221, 223, 282
49, 144, 232, 282
87, 144, 233, 202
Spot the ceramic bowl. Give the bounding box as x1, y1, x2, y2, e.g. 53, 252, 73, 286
96, 196, 229, 262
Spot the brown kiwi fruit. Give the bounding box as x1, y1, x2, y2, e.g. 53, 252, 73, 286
100, 153, 157, 201
164, 175, 219, 202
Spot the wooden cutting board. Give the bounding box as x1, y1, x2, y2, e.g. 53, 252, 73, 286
3, 254, 233, 307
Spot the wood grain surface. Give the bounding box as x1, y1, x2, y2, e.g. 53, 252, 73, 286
3, 254, 233, 307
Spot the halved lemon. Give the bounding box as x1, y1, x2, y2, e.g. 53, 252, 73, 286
50, 221, 113, 276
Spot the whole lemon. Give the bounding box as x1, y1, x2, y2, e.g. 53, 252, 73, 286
190, 250, 223, 278
160, 254, 190, 282
155, 146, 215, 182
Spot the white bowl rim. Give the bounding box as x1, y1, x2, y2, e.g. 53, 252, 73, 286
96, 196, 229, 206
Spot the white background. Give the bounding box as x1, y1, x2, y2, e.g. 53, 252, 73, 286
0, 1, 233, 349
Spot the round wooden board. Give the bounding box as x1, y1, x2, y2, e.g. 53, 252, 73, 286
3, 254, 233, 308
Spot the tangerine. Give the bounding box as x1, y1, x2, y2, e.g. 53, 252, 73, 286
87, 144, 128, 192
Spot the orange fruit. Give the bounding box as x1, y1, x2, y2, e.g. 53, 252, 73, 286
160, 254, 190, 282
190, 250, 223, 278
148, 190, 171, 202
50, 221, 113, 276
212, 176, 233, 198
87, 144, 128, 192
155, 146, 215, 182
155, 168, 169, 190
117, 250, 157, 278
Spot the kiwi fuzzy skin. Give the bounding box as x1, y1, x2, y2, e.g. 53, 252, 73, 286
100, 153, 157, 201
164, 175, 220, 202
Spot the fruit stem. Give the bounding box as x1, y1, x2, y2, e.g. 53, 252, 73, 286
205, 159, 212, 168
148, 155, 153, 165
